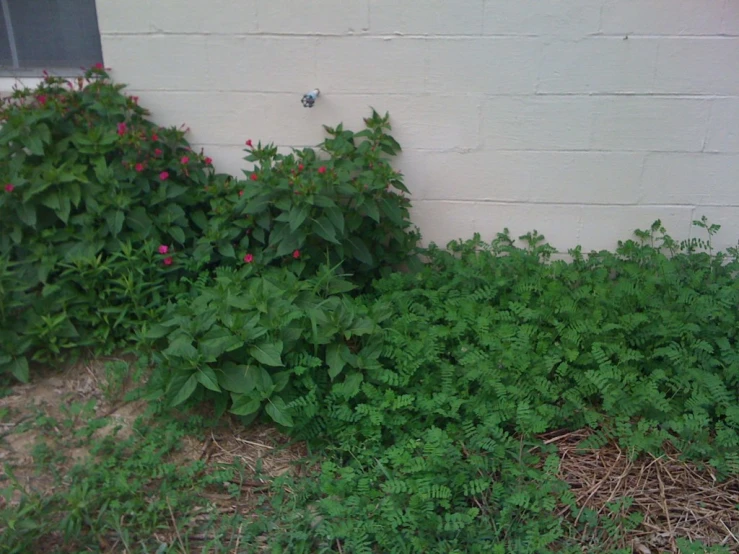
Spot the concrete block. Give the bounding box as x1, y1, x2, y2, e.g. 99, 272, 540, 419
369, 0, 483, 35
484, 0, 601, 37
538, 38, 658, 93
256, 0, 369, 34
590, 97, 712, 152
706, 98, 739, 153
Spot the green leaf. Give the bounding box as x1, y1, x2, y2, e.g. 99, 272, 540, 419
145, 324, 173, 339
312, 216, 340, 244
326, 207, 345, 235
363, 199, 381, 223
219, 363, 257, 394
252, 366, 274, 392
199, 328, 242, 359
24, 134, 44, 155
289, 204, 311, 232
127, 207, 152, 236
265, 396, 294, 427
169, 226, 186, 245
68, 183, 82, 207
218, 243, 236, 259
379, 197, 403, 225
7, 357, 29, 383
108, 211, 125, 237
17, 203, 37, 227
170, 373, 198, 407
197, 367, 221, 392
164, 335, 198, 359
326, 343, 347, 379
346, 237, 374, 265
229, 395, 261, 416
249, 341, 284, 367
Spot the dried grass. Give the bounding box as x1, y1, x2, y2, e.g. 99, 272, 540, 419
540, 428, 739, 553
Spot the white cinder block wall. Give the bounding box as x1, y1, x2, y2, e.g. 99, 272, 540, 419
95, 0, 739, 252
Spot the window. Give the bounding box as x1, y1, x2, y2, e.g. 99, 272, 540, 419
0, 0, 103, 73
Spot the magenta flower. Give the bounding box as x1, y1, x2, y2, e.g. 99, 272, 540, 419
159, 171, 169, 181
158, 244, 169, 255
244, 253, 254, 263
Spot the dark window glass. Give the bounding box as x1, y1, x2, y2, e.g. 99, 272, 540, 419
0, 0, 103, 70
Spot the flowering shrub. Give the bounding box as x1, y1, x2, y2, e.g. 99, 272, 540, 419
188, 110, 421, 285
0, 67, 226, 379
0, 70, 419, 388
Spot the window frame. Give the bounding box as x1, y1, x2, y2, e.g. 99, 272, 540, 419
0, 0, 103, 78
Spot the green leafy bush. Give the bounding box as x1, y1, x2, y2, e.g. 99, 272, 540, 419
143, 263, 387, 427
187, 110, 420, 283
0, 66, 225, 380
238, 220, 739, 553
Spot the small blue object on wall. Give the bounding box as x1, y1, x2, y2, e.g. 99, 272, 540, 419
301, 89, 320, 108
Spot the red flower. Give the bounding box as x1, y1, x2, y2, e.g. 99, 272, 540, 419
94, 62, 104, 70
4, 184, 14, 192
292, 249, 301, 259
158, 244, 169, 254
244, 253, 254, 263
204, 157, 212, 165
154, 148, 163, 157
37, 95, 47, 106
245, 139, 253, 147
318, 166, 326, 174
131, 96, 139, 104
250, 173, 258, 181
180, 156, 189, 164
117, 122, 127, 136
151, 133, 159, 141
135, 163, 144, 172
239, 190, 244, 197
163, 256, 173, 266
159, 171, 169, 181
298, 164, 304, 171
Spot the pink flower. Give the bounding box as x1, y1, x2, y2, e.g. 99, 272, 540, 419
250, 173, 258, 181
154, 148, 163, 157
159, 171, 169, 181
117, 122, 127, 136
94, 62, 104, 70
151, 133, 159, 141
5, 184, 14, 192
37, 95, 47, 106
158, 244, 169, 254
239, 190, 244, 197
163, 256, 173, 266
204, 157, 212, 165
135, 163, 144, 172
131, 96, 139, 104
318, 166, 326, 174
180, 156, 189, 164
292, 250, 301, 259
245, 139, 253, 147
244, 253, 254, 263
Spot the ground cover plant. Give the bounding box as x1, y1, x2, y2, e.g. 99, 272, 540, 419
1, 70, 739, 553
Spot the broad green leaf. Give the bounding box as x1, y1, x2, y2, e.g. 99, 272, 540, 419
363, 199, 380, 223
289, 204, 311, 232
218, 243, 236, 259
252, 366, 274, 392
199, 329, 242, 358
145, 324, 173, 339
326, 343, 347, 379
249, 341, 284, 367
67, 182, 82, 207
197, 367, 221, 392
164, 335, 198, 359
219, 363, 257, 394
127, 207, 152, 236
108, 211, 125, 237
229, 394, 261, 416
24, 134, 44, 155
169, 226, 186, 245
379, 197, 403, 225
57, 195, 71, 224
312, 216, 339, 244
8, 357, 29, 383
325, 207, 345, 235
17, 203, 37, 227
346, 237, 373, 265
265, 396, 294, 427
170, 373, 198, 407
